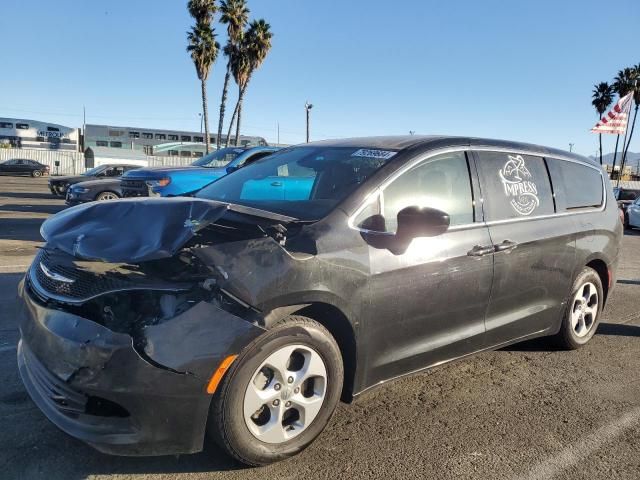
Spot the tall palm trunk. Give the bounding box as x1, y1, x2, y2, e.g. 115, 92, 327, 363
599, 133, 603, 164
225, 94, 241, 147
611, 135, 620, 178
201, 79, 210, 154
217, 65, 231, 149
619, 105, 639, 181
234, 83, 248, 146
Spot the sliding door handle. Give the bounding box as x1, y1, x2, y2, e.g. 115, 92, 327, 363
467, 245, 495, 257
494, 240, 518, 253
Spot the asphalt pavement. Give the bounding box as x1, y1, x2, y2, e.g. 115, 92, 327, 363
1, 175, 639, 480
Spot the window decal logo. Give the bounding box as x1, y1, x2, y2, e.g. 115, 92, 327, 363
498, 155, 540, 216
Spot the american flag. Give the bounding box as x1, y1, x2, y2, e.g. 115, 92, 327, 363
591, 92, 633, 134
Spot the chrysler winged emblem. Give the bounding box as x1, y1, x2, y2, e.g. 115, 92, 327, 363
39, 262, 75, 284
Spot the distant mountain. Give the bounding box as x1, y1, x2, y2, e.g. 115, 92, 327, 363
589, 151, 640, 166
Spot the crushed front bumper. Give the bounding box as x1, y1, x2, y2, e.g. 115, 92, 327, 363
17, 279, 263, 456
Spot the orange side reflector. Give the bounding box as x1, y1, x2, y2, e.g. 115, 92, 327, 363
206, 355, 238, 394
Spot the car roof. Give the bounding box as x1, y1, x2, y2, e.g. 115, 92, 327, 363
304, 135, 594, 165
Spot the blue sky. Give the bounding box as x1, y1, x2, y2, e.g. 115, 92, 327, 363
1, 0, 638, 156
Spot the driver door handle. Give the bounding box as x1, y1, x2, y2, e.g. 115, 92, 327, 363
467, 245, 495, 257
270, 181, 283, 187
494, 240, 518, 253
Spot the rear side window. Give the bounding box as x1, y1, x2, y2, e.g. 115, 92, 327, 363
546, 158, 603, 210
475, 151, 554, 220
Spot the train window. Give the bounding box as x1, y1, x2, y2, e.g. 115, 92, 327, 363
110, 141, 123, 148
194, 136, 204, 143
47, 126, 60, 132
16, 123, 29, 129
109, 130, 124, 137
180, 151, 191, 157
155, 133, 166, 140
193, 152, 204, 158
181, 135, 192, 142
168, 150, 179, 156
0, 122, 13, 129
142, 132, 153, 139
96, 141, 108, 147
168, 134, 178, 141
129, 131, 140, 138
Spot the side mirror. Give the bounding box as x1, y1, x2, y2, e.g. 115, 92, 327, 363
396, 206, 450, 239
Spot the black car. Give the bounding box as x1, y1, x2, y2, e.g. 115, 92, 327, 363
613, 187, 640, 223
17, 136, 622, 465
0, 158, 49, 177
65, 178, 129, 206
48, 164, 140, 196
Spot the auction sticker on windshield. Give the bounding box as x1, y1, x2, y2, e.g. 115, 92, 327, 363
351, 149, 397, 160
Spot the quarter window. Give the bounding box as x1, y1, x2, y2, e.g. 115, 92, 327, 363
546, 158, 603, 210
475, 151, 554, 221
364, 151, 474, 233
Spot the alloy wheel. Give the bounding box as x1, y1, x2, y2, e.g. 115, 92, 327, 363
570, 282, 598, 338
243, 344, 327, 444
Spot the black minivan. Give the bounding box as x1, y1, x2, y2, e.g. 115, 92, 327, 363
17, 136, 621, 465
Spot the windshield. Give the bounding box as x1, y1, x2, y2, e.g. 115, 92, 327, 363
191, 147, 245, 167
196, 146, 398, 220
83, 165, 106, 176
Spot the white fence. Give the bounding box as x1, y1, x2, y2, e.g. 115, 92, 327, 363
0, 148, 84, 175
0, 148, 195, 175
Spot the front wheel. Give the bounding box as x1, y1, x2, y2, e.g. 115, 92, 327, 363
31, 170, 42, 177
95, 191, 120, 201
208, 316, 343, 466
553, 266, 603, 349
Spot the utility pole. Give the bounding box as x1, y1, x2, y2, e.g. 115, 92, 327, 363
569, 143, 574, 152
198, 113, 203, 134
305, 101, 313, 143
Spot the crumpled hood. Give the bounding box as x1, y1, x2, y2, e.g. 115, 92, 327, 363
41, 197, 229, 263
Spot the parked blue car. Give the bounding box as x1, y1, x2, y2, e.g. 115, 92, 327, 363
120, 146, 279, 197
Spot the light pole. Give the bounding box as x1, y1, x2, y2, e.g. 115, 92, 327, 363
305, 101, 313, 143
569, 143, 574, 152
198, 113, 203, 134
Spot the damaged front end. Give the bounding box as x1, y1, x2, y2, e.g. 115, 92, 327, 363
18, 198, 274, 456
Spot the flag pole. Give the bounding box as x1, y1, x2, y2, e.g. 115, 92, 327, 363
616, 100, 633, 188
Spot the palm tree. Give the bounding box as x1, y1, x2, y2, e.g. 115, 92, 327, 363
216, 0, 249, 149
610, 68, 636, 176
620, 64, 640, 167
591, 82, 614, 165
187, 0, 219, 154
225, 20, 273, 146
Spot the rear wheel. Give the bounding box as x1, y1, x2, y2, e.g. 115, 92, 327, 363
208, 316, 343, 466
95, 191, 119, 201
553, 266, 603, 349
31, 170, 42, 178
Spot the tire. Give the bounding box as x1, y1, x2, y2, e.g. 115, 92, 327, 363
553, 266, 604, 349
95, 191, 120, 201
208, 316, 344, 466
31, 170, 42, 177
